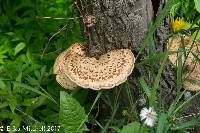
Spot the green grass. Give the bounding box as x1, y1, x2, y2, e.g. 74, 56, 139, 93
0, 0, 200, 132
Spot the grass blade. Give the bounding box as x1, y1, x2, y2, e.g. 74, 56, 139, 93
13, 81, 57, 104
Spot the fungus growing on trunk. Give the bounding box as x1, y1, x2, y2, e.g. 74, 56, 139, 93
54, 43, 135, 90
53, 43, 85, 90
167, 36, 200, 91
61, 46, 135, 90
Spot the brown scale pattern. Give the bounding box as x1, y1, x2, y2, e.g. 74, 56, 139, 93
167, 36, 200, 91
56, 74, 77, 90
62, 49, 135, 90
53, 43, 85, 90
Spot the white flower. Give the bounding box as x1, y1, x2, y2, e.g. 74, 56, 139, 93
140, 107, 157, 127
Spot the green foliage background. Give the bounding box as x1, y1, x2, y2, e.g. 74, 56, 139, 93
0, 0, 83, 132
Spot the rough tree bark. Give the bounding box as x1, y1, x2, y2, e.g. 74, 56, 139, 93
77, 0, 153, 54
76, 0, 176, 116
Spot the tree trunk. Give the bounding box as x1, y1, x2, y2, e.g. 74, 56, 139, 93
76, 0, 176, 118
76, 0, 153, 54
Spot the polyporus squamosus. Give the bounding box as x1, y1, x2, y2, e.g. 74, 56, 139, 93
54, 43, 135, 90
61, 48, 135, 90
55, 74, 77, 90
53, 43, 85, 90
167, 36, 200, 91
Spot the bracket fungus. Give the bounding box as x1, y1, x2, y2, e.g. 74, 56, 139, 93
167, 36, 200, 91
62, 48, 135, 90
53, 43, 85, 90
55, 74, 77, 90
54, 43, 135, 90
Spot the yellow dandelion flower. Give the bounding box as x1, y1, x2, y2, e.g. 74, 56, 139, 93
172, 17, 187, 32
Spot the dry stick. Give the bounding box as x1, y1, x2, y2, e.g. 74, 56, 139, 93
41, 24, 68, 59
77, 91, 102, 132
175, 112, 200, 121
75, 0, 86, 34
41, 19, 73, 59
16, 108, 39, 123
36, 16, 79, 20
95, 120, 104, 129
40, 15, 82, 59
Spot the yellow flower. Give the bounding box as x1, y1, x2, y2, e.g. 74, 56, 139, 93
172, 17, 187, 32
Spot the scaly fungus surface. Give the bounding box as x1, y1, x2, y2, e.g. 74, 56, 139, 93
167, 36, 200, 91
53, 43, 85, 90
61, 48, 135, 90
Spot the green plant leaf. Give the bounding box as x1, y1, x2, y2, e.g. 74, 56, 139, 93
139, 77, 151, 98
173, 91, 200, 116
194, 0, 200, 13
170, 2, 181, 17
10, 115, 22, 132
0, 112, 17, 119
14, 42, 26, 56
149, 50, 169, 106
121, 122, 140, 133
26, 76, 40, 86
59, 91, 88, 133
109, 126, 121, 133
156, 113, 169, 133
0, 102, 9, 109
191, 30, 200, 40
136, 0, 180, 59
176, 46, 184, 95
13, 81, 57, 104
140, 126, 148, 133
9, 96, 17, 113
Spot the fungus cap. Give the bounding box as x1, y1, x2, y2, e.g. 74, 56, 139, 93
56, 74, 77, 90
183, 63, 200, 91
62, 49, 135, 90
53, 49, 68, 75
53, 43, 85, 90
53, 43, 85, 75
167, 36, 200, 91
167, 36, 196, 65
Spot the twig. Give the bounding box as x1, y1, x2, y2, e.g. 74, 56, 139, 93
40, 1, 83, 59
174, 112, 200, 121
36, 16, 80, 20
41, 24, 67, 59
16, 108, 39, 123
95, 120, 104, 129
